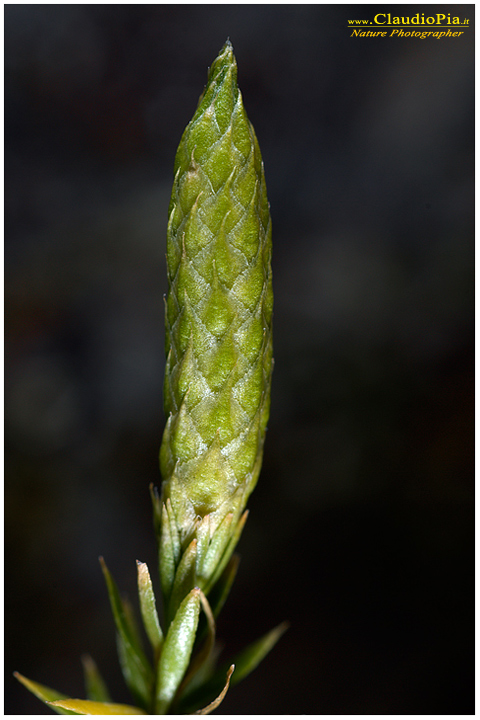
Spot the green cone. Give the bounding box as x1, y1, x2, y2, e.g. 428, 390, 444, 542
159, 40, 273, 611
16, 42, 283, 717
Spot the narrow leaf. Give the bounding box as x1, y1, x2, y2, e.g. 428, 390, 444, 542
159, 498, 181, 607
99, 557, 153, 709
159, 502, 176, 603
168, 538, 197, 624
137, 560, 163, 654
166, 497, 181, 563
100, 558, 148, 661
193, 665, 235, 715
49, 699, 146, 715
13, 672, 79, 715
122, 593, 145, 654
198, 512, 233, 585
156, 587, 201, 714
175, 589, 216, 701
81, 655, 111, 703
116, 634, 151, 711
203, 510, 248, 596
229, 621, 289, 687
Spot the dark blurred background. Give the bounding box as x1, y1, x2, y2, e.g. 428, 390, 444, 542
5, 4, 474, 714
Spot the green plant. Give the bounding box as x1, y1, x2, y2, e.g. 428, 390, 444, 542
15, 40, 285, 715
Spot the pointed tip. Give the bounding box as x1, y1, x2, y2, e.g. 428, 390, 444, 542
274, 620, 290, 638
209, 39, 236, 80
99, 556, 110, 579
224, 42, 235, 65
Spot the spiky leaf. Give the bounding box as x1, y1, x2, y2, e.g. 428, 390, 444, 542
81, 655, 111, 703
136, 561, 163, 654
13, 673, 79, 715
155, 587, 201, 714
49, 699, 146, 715
100, 558, 153, 709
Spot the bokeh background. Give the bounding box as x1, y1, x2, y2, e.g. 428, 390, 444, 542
5, 4, 474, 714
